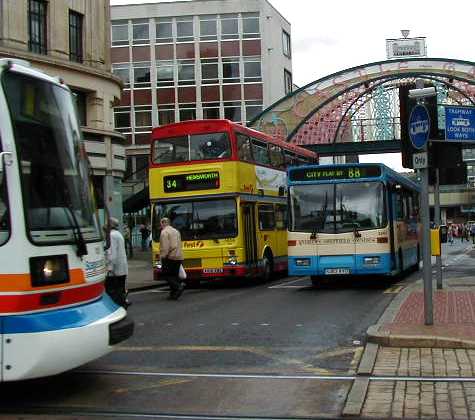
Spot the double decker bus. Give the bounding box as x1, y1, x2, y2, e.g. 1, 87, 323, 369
149, 119, 317, 283
287, 163, 420, 284
0, 59, 133, 381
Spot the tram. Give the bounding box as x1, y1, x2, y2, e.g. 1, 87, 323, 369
0, 58, 133, 381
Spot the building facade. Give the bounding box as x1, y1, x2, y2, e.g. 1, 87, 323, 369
110, 0, 293, 207
0, 0, 125, 223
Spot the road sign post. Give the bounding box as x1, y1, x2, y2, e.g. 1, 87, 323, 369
409, 102, 433, 325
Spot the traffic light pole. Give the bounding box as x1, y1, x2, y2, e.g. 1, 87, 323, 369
421, 145, 434, 325
434, 168, 443, 290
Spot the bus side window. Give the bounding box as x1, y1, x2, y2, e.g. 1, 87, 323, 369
0, 142, 10, 245
236, 133, 253, 162
395, 190, 404, 220
269, 145, 284, 168
275, 205, 287, 230
252, 139, 271, 166
258, 204, 275, 230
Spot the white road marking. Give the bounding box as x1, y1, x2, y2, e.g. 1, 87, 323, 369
269, 277, 308, 289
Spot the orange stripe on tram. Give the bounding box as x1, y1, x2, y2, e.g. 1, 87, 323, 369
0, 268, 87, 292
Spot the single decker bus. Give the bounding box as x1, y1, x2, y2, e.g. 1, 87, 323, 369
287, 163, 420, 285
149, 119, 317, 283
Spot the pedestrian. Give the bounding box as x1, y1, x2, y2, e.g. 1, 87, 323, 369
140, 223, 150, 251
105, 217, 130, 308
471, 224, 475, 245
124, 223, 133, 258
159, 217, 185, 300
448, 225, 454, 245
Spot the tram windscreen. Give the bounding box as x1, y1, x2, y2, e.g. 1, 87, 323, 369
152, 198, 237, 241
290, 182, 386, 233
2, 71, 100, 244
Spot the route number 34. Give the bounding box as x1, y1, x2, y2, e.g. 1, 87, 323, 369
166, 179, 177, 189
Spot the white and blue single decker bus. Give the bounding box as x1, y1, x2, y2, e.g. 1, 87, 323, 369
287, 163, 421, 285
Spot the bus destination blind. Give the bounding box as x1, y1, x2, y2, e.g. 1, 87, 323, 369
289, 166, 381, 182
164, 171, 220, 192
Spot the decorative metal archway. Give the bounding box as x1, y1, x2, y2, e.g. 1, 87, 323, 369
248, 58, 475, 149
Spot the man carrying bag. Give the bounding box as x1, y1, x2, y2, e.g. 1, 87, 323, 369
159, 217, 185, 300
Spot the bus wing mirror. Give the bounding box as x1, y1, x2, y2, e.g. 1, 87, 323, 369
0, 152, 13, 172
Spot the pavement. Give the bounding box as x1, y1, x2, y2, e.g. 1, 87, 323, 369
343, 240, 475, 419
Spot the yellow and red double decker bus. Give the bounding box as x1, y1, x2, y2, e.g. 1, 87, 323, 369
149, 119, 317, 283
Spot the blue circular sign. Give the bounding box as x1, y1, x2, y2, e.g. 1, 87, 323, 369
408, 104, 430, 149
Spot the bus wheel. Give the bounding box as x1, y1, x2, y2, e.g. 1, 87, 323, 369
311, 276, 328, 288
185, 279, 201, 289
412, 245, 421, 272
398, 249, 404, 274
311, 276, 320, 287
262, 254, 273, 282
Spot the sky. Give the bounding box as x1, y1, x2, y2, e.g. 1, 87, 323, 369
110, 0, 475, 171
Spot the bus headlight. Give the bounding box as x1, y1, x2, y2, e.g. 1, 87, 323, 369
29, 255, 69, 287
227, 256, 238, 265
295, 258, 310, 266
364, 256, 380, 265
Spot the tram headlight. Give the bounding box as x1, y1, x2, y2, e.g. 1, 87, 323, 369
227, 256, 238, 265
29, 255, 70, 287
363, 256, 380, 266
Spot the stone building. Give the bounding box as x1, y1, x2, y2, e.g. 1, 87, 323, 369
0, 0, 125, 222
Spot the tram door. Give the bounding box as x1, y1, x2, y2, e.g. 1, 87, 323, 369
242, 203, 258, 271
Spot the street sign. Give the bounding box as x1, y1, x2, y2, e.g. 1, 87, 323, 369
413, 151, 428, 169
445, 106, 475, 141
409, 104, 430, 149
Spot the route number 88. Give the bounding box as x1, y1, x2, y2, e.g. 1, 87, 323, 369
348, 168, 361, 178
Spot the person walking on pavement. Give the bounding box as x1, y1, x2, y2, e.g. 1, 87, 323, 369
140, 223, 150, 251
123, 223, 133, 258
105, 217, 130, 308
159, 217, 185, 300
448, 225, 454, 245
471, 223, 475, 245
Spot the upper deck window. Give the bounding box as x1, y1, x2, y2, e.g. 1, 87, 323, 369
152, 132, 231, 164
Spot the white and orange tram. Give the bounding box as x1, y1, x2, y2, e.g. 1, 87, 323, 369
0, 59, 133, 381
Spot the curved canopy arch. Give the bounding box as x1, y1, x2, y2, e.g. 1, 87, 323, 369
248, 58, 475, 146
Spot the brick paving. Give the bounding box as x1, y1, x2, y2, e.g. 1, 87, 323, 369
361, 347, 475, 419
354, 244, 475, 418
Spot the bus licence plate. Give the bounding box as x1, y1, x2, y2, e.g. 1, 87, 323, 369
203, 268, 224, 274
325, 268, 350, 275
